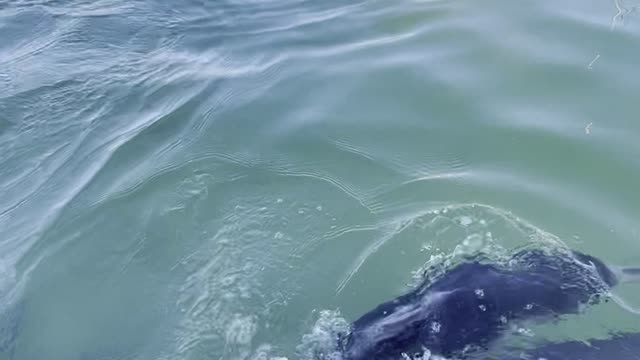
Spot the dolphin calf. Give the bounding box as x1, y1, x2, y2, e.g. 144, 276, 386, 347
341, 248, 636, 360
505, 332, 640, 360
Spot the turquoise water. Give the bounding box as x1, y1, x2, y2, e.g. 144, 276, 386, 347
2, 0, 640, 359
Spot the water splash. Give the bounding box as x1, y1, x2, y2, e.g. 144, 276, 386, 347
297, 310, 349, 360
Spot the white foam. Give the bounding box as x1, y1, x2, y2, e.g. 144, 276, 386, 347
297, 310, 349, 360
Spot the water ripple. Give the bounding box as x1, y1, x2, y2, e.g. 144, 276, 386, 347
2, 0, 640, 358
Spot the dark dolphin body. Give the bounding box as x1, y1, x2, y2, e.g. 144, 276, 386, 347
506, 332, 640, 360
341, 249, 626, 360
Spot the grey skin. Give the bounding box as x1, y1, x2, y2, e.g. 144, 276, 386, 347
341, 249, 637, 360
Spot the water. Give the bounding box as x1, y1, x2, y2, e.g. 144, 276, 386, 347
1, 0, 640, 359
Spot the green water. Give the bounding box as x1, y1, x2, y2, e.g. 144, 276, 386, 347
1, 0, 640, 359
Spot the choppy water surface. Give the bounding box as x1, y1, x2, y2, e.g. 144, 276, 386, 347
2, 0, 640, 359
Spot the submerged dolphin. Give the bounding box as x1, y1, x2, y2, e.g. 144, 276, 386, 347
341, 249, 637, 360
505, 332, 640, 360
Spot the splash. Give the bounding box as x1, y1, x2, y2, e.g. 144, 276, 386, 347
297, 310, 350, 360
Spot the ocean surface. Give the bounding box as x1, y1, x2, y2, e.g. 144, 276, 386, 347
1, 0, 640, 359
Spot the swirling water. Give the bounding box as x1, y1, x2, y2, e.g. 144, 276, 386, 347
1, 0, 640, 359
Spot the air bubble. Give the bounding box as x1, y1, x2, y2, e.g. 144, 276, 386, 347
431, 322, 441, 333
517, 327, 534, 336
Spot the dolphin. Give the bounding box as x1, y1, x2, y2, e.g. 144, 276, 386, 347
341, 248, 637, 360
504, 332, 640, 360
